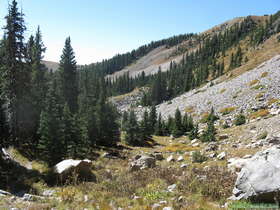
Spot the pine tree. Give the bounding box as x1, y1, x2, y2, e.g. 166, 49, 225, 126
201, 119, 216, 142
121, 111, 129, 131
139, 110, 150, 140
0, 97, 8, 147
2, 0, 31, 144
155, 113, 164, 136
189, 124, 199, 140
59, 37, 79, 113
172, 108, 183, 138
124, 110, 140, 145
27, 27, 48, 141
37, 80, 64, 165
148, 104, 157, 134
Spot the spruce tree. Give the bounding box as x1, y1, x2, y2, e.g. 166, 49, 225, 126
155, 113, 164, 136
139, 110, 150, 140
189, 124, 199, 140
2, 0, 31, 144
59, 37, 79, 113
172, 108, 183, 138
148, 104, 157, 134
37, 80, 64, 165
124, 110, 140, 145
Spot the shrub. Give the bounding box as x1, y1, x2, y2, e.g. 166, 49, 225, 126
185, 106, 194, 113
250, 109, 269, 119
257, 131, 268, 140
220, 88, 226, 94
260, 72, 268, 78
255, 92, 264, 99
234, 113, 246, 126
219, 107, 236, 115
248, 79, 259, 87
268, 98, 278, 105
191, 151, 207, 163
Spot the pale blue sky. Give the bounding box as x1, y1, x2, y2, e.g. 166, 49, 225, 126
0, 0, 279, 64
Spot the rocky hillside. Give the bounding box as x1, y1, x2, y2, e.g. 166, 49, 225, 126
106, 16, 269, 81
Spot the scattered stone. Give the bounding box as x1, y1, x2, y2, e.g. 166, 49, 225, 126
229, 146, 280, 202
208, 153, 216, 158
162, 207, 173, 210
217, 152, 226, 160
159, 200, 167, 205
191, 139, 198, 144
243, 154, 252, 159
53, 159, 93, 181
177, 155, 184, 162
180, 163, 188, 168
0, 189, 11, 196
178, 196, 184, 202
152, 203, 161, 210
130, 155, 156, 171
167, 184, 177, 192
41, 189, 55, 197
166, 155, 175, 162
22, 193, 45, 201
192, 143, 200, 147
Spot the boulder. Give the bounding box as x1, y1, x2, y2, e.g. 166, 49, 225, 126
166, 155, 175, 162
177, 155, 184, 162
0, 189, 11, 197
130, 155, 156, 171
229, 146, 280, 202
217, 152, 226, 160
53, 159, 93, 181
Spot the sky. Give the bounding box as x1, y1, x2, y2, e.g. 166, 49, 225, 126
0, 0, 279, 64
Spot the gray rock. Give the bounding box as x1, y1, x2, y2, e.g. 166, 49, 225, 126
0, 189, 11, 196
229, 146, 280, 202
177, 155, 184, 162
130, 155, 156, 171
180, 163, 188, 168
167, 184, 177, 192
53, 159, 93, 181
22, 193, 45, 201
166, 155, 175, 162
162, 207, 173, 210
217, 151, 226, 160
42, 189, 55, 197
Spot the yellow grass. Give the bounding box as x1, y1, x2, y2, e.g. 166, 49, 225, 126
250, 109, 270, 119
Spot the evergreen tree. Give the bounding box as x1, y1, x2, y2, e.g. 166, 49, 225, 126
155, 113, 164, 136
59, 37, 79, 113
139, 110, 151, 140
172, 108, 183, 138
121, 111, 128, 131
2, 0, 31, 144
0, 97, 8, 147
182, 113, 194, 133
189, 124, 199, 140
37, 80, 64, 165
27, 26, 48, 141
201, 119, 216, 142
124, 110, 140, 145
148, 104, 157, 134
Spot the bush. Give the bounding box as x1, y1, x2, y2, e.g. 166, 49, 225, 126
250, 109, 269, 119
234, 113, 246, 126
191, 151, 207, 163
219, 107, 236, 115
257, 131, 268, 140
